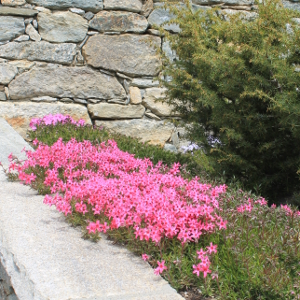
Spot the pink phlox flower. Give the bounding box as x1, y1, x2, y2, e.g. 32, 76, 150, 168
142, 254, 149, 261
75, 201, 88, 214
154, 260, 167, 275
196, 248, 206, 260
206, 242, 217, 254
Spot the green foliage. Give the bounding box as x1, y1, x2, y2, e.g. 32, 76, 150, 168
161, 0, 300, 203
28, 121, 210, 179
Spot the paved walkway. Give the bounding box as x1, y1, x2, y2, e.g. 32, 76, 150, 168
0, 118, 183, 300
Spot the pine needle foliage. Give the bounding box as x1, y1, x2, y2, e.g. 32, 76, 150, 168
161, 0, 300, 202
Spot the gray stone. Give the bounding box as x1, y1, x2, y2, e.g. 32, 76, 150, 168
103, 0, 143, 12
89, 11, 148, 33
83, 34, 161, 76
141, 0, 153, 17
0, 118, 33, 167
0, 7, 38, 17
88, 103, 145, 119
144, 110, 161, 120
0, 165, 183, 300
69, 7, 85, 15
31, 96, 58, 102
283, 0, 300, 11
1, 0, 26, 6
0, 92, 7, 101
27, 0, 104, 13
6, 60, 36, 73
164, 143, 178, 153
142, 87, 178, 117
0, 64, 18, 85
74, 98, 88, 104
25, 23, 41, 41
84, 11, 95, 20
162, 39, 177, 62
60, 97, 73, 103
129, 86, 142, 104
192, 0, 254, 4
14, 34, 29, 42
131, 78, 159, 88
96, 118, 174, 145
24, 17, 33, 25
32, 19, 38, 28
34, 6, 51, 13
148, 5, 180, 33
220, 9, 258, 21
8, 65, 126, 100
0, 41, 77, 65
0, 16, 24, 42
38, 11, 88, 43
0, 102, 91, 138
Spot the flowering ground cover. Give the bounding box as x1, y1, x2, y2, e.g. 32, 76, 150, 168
2, 114, 300, 300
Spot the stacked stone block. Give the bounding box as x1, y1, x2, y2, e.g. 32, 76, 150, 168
0, 0, 299, 149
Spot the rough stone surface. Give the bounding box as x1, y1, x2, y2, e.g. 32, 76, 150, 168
131, 78, 159, 88
83, 34, 161, 76
0, 102, 91, 138
0, 7, 38, 17
8, 65, 126, 100
25, 23, 41, 41
148, 5, 180, 33
0, 92, 7, 101
129, 86, 142, 104
88, 103, 145, 119
27, 0, 104, 13
1, 0, 26, 6
103, 0, 143, 12
0, 41, 77, 64
192, 0, 254, 4
0, 118, 33, 167
0, 16, 24, 42
143, 87, 177, 117
89, 11, 148, 33
0, 64, 18, 85
14, 34, 29, 42
38, 11, 88, 43
141, 0, 154, 17
96, 118, 174, 145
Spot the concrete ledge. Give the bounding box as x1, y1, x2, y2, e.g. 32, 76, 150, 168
0, 118, 183, 300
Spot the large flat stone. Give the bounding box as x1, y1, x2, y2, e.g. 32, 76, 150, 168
0, 16, 24, 42
88, 103, 145, 119
0, 118, 33, 168
0, 63, 18, 85
95, 118, 175, 145
103, 0, 143, 12
0, 102, 92, 138
0, 7, 38, 17
8, 65, 126, 100
0, 167, 183, 300
38, 11, 88, 43
89, 10, 148, 33
27, 0, 104, 13
0, 41, 77, 64
82, 34, 161, 77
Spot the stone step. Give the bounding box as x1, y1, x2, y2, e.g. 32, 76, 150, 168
0, 118, 183, 300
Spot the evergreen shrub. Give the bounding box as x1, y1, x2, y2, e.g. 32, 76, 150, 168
161, 0, 300, 203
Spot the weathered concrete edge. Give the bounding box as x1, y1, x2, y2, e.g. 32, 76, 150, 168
0, 118, 33, 169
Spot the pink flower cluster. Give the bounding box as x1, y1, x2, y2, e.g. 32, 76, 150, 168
29, 114, 85, 131
193, 242, 218, 278
13, 138, 228, 246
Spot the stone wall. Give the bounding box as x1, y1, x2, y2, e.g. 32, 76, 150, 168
0, 0, 299, 151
